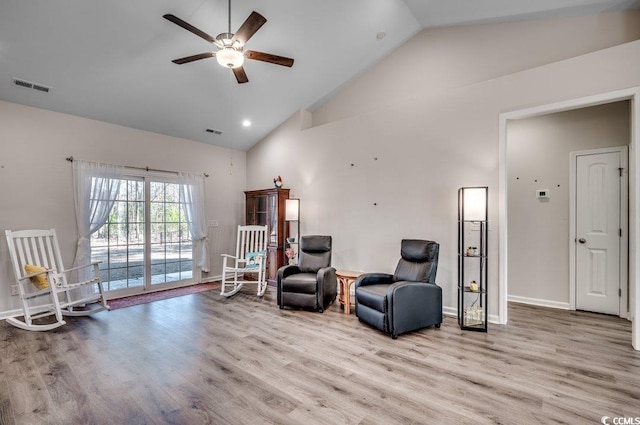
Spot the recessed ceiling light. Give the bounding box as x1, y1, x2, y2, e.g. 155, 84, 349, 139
376, 31, 386, 40
242, 119, 251, 127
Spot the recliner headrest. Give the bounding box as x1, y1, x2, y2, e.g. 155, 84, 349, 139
300, 235, 332, 253
401, 239, 438, 262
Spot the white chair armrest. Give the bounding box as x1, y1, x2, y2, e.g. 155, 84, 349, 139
19, 270, 49, 282
60, 262, 101, 274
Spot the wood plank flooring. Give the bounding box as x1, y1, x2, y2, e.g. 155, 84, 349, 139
1, 287, 639, 424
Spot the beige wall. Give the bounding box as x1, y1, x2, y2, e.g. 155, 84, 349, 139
0, 100, 246, 315
247, 11, 640, 319
507, 101, 630, 307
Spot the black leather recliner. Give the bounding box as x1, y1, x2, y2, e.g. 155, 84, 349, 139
355, 239, 442, 338
277, 235, 337, 312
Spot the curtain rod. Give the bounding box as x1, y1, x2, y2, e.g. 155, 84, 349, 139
65, 156, 209, 178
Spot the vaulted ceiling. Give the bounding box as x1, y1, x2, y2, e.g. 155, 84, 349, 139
1, 0, 638, 150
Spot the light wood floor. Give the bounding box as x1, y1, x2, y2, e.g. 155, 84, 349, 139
1, 287, 639, 425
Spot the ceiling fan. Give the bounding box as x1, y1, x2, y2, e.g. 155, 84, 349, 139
163, 0, 294, 84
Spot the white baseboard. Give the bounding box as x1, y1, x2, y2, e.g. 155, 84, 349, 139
443, 306, 457, 317
1, 308, 23, 320
201, 274, 223, 283
508, 295, 571, 310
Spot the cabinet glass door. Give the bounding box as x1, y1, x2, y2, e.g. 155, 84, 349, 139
268, 194, 277, 244
246, 197, 255, 224
256, 195, 267, 225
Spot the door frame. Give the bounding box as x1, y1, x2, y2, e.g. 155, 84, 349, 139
498, 86, 640, 351
569, 146, 628, 317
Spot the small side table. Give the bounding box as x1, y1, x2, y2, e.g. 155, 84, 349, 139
336, 269, 363, 315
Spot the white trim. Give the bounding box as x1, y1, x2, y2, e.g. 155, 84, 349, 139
569, 146, 629, 318
0, 309, 25, 320
632, 92, 640, 348
498, 114, 509, 325
508, 295, 571, 310
201, 274, 223, 283
499, 86, 640, 351
569, 151, 576, 311
443, 306, 457, 317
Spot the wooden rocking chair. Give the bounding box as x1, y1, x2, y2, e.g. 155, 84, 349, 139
221, 225, 268, 297
5, 229, 109, 331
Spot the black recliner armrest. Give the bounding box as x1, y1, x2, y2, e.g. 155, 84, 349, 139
277, 265, 302, 307
355, 273, 395, 288
386, 281, 442, 337
316, 267, 337, 309
386, 281, 441, 304
317, 267, 337, 289
277, 265, 302, 281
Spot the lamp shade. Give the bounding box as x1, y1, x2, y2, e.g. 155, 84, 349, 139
462, 187, 487, 221
216, 47, 244, 69
285, 199, 300, 221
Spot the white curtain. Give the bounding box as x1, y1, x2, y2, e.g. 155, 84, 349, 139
72, 160, 124, 281
179, 172, 210, 274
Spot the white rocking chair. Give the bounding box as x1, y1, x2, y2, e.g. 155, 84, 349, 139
5, 229, 109, 331
221, 225, 268, 297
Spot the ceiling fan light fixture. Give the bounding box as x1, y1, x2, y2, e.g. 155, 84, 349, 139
216, 47, 244, 69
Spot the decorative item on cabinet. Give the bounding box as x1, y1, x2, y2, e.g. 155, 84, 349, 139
274, 175, 283, 188
245, 188, 290, 285
285, 247, 296, 265
458, 186, 488, 332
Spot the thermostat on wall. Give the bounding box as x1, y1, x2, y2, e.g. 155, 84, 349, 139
536, 189, 550, 199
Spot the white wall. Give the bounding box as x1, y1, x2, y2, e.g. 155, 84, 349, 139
0, 100, 246, 315
247, 11, 640, 320
312, 11, 640, 126
507, 101, 630, 307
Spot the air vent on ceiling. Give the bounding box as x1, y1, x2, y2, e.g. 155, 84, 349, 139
12, 77, 52, 94
205, 128, 223, 135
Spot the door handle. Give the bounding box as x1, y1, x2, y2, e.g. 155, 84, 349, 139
578, 238, 586, 244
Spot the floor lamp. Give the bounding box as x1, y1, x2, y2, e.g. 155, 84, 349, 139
285, 199, 300, 265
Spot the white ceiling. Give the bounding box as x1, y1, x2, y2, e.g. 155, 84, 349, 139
0, 0, 638, 151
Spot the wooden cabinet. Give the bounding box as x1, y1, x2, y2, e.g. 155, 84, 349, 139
245, 188, 290, 285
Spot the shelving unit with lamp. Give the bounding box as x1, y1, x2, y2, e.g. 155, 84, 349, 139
284, 198, 300, 266
458, 186, 488, 332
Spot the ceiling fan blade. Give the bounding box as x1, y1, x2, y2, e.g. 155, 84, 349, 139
245, 50, 294, 67
231, 12, 267, 46
172, 52, 215, 64
163, 14, 216, 44
233, 66, 249, 84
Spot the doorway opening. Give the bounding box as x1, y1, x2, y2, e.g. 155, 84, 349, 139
498, 87, 640, 351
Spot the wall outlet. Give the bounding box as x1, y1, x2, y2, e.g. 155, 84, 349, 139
10, 284, 19, 296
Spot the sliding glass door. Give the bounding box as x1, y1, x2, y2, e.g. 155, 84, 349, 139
90, 176, 194, 296
149, 181, 192, 285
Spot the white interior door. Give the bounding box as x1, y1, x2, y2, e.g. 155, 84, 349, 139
575, 151, 621, 315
